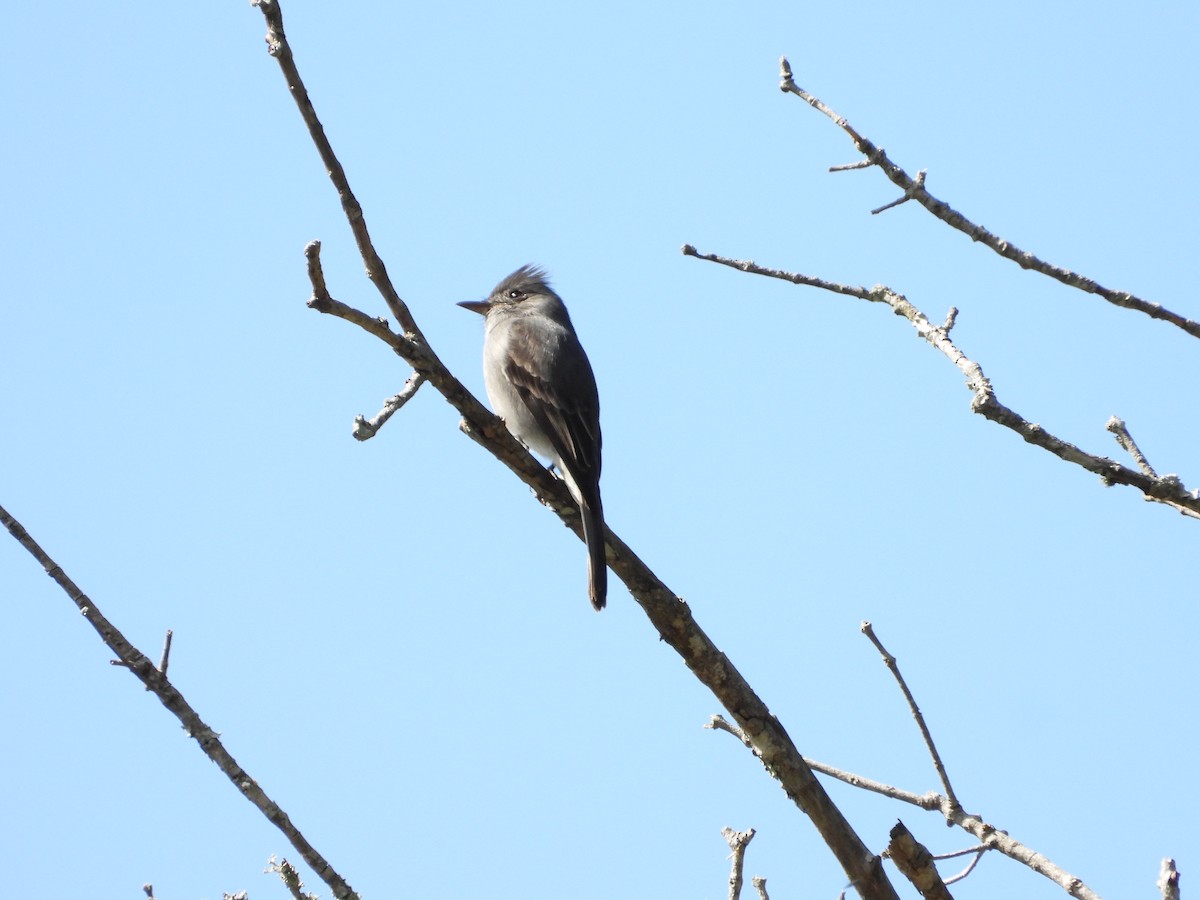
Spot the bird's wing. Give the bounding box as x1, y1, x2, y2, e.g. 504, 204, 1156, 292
503, 319, 602, 488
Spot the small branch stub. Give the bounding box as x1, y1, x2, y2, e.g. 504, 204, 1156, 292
146, 628, 174, 691
353, 372, 427, 441
941, 307, 958, 334
722, 827, 757, 900
706, 713, 753, 748
872, 170, 927, 215
887, 822, 953, 900
1106, 416, 1158, 478
1158, 858, 1181, 900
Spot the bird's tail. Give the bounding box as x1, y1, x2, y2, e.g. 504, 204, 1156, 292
580, 497, 608, 611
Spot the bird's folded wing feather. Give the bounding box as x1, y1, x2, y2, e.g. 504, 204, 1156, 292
503, 320, 602, 487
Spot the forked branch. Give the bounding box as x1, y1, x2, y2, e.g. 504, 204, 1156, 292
707, 618, 1110, 900
681, 246, 1200, 519
0, 504, 360, 900
777, 57, 1200, 340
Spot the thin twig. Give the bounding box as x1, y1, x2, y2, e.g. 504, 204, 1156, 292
933, 844, 988, 862
871, 170, 926, 215
722, 827, 756, 900
0, 503, 360, 900
777, 57, 1200, 340
940, 847, 986, 885
146, 628, 174, 692
861, 622, 958, 809
681, 245, 1200, 519
830, 159, 874, 172
353, 373, 427, 440
941, 307, 958, 334
751, 875, 770, 900
706, 713, 753, 748
158, 629, 173, 676
1106, 416, 1159, 478
304, 241, 428, 440
704, 719, 1101, 898
803, 755, 942, 810
830, 769, 1096, 898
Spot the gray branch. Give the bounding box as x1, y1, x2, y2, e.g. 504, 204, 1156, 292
886, 822, 954, 900
862, 622, 959, 809
777, 57, 1200, 340
1157, 859, 1180, 900
681, 246, 1200, 520
722, 827, 756, 900
0, 504, 359, 900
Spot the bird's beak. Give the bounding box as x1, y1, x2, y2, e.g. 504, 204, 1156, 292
457, 299, 490, 316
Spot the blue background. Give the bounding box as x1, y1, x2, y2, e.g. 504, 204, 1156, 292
3, 3, 1196, 898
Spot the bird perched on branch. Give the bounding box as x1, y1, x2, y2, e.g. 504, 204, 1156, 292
459, 265, 607, 610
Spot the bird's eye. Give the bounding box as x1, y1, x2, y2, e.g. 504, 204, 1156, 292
507, 289, 522, 299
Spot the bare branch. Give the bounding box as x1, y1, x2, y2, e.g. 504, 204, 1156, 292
751, 875, 770, 900
711, 686, 1103, 898
705, 713, 753, 748
268, 856, 320, 900
940, 307, 958, 334
722, 827, 756, 900
0, 504, 360, 900
1106, 416, 1159, 478
352, 373, 427, 440
871, 170, 926, 215
886, 822, 954, 900
777, 56, 1200, 340
144, 628, 174, 692
809, 754, 1099, 900
254, 1, 422, 342
940, 847, 986, 886
861, 622, 958, 809
1158, 858, 1180, 900
682, 245, 1200, 519
830, 159, 874, 173
948, 807, 1099, 900
158, 629, 173, 676
304, 240, 428, 440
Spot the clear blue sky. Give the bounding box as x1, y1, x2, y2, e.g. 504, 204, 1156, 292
3, 3, 1197, 899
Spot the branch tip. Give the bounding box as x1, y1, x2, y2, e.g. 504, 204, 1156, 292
778, 57, 794, 90
941, 307, 958, 333
1158, 858, 1180, 900
722, 827, 757, 900
687, 250, 1200, 517
830, 159, 875, 173
785, 77, 1200, 338
864, 625, 958, 808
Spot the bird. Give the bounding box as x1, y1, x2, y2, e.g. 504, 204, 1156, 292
458, 265, 607, 610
